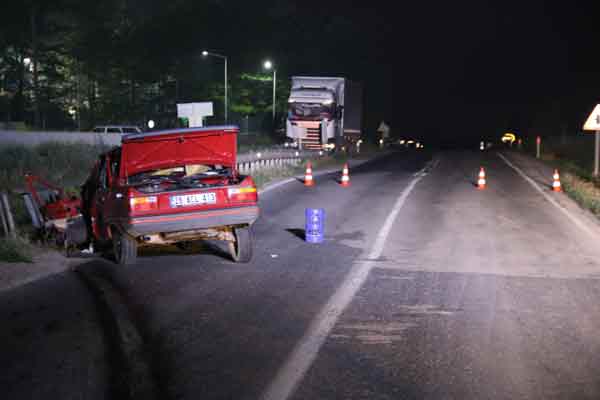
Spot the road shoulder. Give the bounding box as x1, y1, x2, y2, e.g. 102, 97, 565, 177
500, 150, 600, 237
0, 248, 76, 293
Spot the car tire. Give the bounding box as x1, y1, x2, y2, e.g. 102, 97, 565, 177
112, 229, 137, 265
228, 226, 253, 263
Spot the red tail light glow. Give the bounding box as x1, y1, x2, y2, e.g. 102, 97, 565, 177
129, 196, 158, 212
227, 187, 257, 203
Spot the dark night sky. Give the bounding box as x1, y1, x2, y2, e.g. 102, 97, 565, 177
257, 0, 599, 143
216, 0, 600, 143
382, 0, 600, 142
4, 0, 600, 141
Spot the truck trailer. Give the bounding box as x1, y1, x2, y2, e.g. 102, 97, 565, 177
286, 77, 363, 151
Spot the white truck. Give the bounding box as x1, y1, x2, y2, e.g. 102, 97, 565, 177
286, 77, 363, 151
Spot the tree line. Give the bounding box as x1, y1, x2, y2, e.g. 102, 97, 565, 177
0, 0, 295, 131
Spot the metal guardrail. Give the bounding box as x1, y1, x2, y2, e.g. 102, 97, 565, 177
0, 192, 16, 238
237, 149, 324, 174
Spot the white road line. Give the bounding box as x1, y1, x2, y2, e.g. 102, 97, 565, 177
258, 167, 341, 195
497, 152, 595, 237
258, 177, 297, 195
260, 158, 436, 400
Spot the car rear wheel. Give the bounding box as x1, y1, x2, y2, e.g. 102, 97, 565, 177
228, 226, 252, 263
112, 229, 137, 265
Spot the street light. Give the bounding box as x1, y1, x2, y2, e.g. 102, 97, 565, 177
202, 50, 228, 123
263, 60, 277, 122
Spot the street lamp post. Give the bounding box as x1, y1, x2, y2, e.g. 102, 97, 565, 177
202, 51, 228, 123
263, 60, 276, 122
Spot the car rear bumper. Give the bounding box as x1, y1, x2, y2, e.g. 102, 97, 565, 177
118, 205, 259, 237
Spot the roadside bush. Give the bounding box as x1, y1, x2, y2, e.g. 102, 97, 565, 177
561, 172, 600, 217
0, 142, 107, 191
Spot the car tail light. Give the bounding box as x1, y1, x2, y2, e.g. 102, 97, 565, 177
129, 196, 158, 212
227, 187, 257, 203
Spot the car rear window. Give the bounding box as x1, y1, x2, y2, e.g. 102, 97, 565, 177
107, 128, 121, 133
122, 127, 139, 133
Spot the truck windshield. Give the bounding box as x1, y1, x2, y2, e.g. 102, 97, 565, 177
289, 102, 335, 119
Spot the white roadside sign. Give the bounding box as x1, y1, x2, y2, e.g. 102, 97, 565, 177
583, 103, 600, 177
583, 104, 600, 131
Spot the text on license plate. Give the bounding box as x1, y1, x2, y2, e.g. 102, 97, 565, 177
170, 192, 216, 208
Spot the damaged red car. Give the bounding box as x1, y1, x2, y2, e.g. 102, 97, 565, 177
81, 126, 259, 265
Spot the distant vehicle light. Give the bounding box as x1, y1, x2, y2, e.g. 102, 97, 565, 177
399, 140, 406, 145
322, 99, 334, 105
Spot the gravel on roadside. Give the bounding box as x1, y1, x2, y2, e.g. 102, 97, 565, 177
0, 248, 75, 293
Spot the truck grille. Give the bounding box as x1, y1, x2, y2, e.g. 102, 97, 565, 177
303, 128, 322, 150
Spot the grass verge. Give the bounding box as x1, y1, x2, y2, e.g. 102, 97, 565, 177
528, 146, 600, 218
0, 141, 109, 192
0, 236, 33, 263
557, 170, 600, 217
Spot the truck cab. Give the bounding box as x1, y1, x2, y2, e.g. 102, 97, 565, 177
286, 77, 362, 151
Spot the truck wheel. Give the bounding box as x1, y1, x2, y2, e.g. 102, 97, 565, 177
228, 226, 253, 263
112, 229, 137, 265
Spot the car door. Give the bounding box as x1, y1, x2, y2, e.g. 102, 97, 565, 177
102, 148, 127, 226
94, 155, 111, 240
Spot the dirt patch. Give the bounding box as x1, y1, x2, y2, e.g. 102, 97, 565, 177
0, 248, 75, 292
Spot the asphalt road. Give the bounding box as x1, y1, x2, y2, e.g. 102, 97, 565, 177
0, 271, 110, 399
5, 148, 600, 400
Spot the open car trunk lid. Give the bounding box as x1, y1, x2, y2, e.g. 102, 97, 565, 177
121, 126, 238, 178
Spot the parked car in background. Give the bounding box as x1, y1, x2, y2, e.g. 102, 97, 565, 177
92, 125, 142, 134
80, 125, 259, 265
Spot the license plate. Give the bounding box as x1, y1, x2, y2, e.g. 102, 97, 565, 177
170, 192, 216, 208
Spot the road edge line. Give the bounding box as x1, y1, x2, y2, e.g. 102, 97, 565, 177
260, 157, 436, 400
497, 152, 595, 237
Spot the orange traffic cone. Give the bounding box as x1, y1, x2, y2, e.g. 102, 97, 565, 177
552, 169, 561, 192
340, 163, 350, 187
304, 162, 314, 186
477, 167, 486, 190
